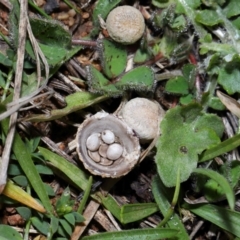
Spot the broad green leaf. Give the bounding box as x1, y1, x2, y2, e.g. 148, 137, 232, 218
101, 194, 159, 224
1, 118, 52, 213
98, 39, 127, 79
184, 203, 240, 238
8, 164, 23, 176
120, 203, 159, 224
218, 67, 240, 94
44, 183, 55, 197
133, 49, 151, 63
64, 212, 75, 226
87, 65, 122, 96
31, 217, 50, 235
73, 212, 85, 223
208, 97, 225, 110
0, 52, 12, 67
35, 164, 53, 175
156, 103, 221, 187
100, 194, 121, 221
115, 66, 154, 92
91, 0, 121, 37
50, 216, 59, 235
2, 180, 46, 213
82, 228, 179, 240
175, 0, 207, 38
29, 18, 71, 48
193, 168, 235, 210
223, 0, 240, 18
0, 225, 22, 240
152, 176, 189, 239
59, 219, 72, 236
22, 92, 108, 122
16, 206, 32, 220
12, 175, 28, 187
195, 10, 223, 26
38, 147, 89, 191
199, 133, 240, 162
165, 76, 189, 95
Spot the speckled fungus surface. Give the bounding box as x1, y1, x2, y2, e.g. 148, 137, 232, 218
121, 98, 165, 142
106, 5, 145, 45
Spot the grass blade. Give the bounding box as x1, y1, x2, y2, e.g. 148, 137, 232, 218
82, 228, 179, 240
3, 180, 46, 213
199, 133, 240, 162
1, 119, 53, 214
184, 203, 240, 238
38, 147, 89, 191
193, 168, 235, 210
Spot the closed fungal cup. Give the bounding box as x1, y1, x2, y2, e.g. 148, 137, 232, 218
106, 5, 145, 45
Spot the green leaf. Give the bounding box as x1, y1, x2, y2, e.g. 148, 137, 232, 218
152, 176, 189, 239
101, 194, 121, 221
91, 0, 121, 37
1, 119, 53, 214
0, 225, 22, 240
22, 92, 108, 122
195, 10, 223, 26
38, 147, 89, 191
218, 67, 240, 94
64, 213, 75, 226
8, 164, 23, 176
193, 168, 235, 210
78, 176, 92, 214
50, 216, 59, 235
223, 0, 240, 18
56, 187, 74, 216
199, 133, 240, 162
184, 203, 240, 238
31, 217, 50, 235
165, 76, 189, 95
16, 206, 32, 220
30, 18, 71, 49
98, 39, 127, 79
0, 52, 12, 67
208, 97, 225, 110
120, 203, 159, 224
12, 175, 28, 187
82, 228, 179, 240
115, 66, 155, 92
156, 103, 221, 187
43, 183, 55, 197
72, 212, 85, 223
35, 164, 53, 175
59, 219, 72, 236
87, 65, 122, 96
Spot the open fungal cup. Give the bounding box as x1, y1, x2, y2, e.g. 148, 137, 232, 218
106, 5, 145, 45
76, 112, 141, 178
121, 98, 165, 142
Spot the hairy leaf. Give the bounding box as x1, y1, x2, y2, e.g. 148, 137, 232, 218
156, 103, 222, 187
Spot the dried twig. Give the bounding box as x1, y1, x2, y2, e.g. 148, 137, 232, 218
0, 0, 28, 193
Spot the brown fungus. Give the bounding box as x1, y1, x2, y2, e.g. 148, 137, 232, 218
76, 112, 141, 178
106, 5, 145, 45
